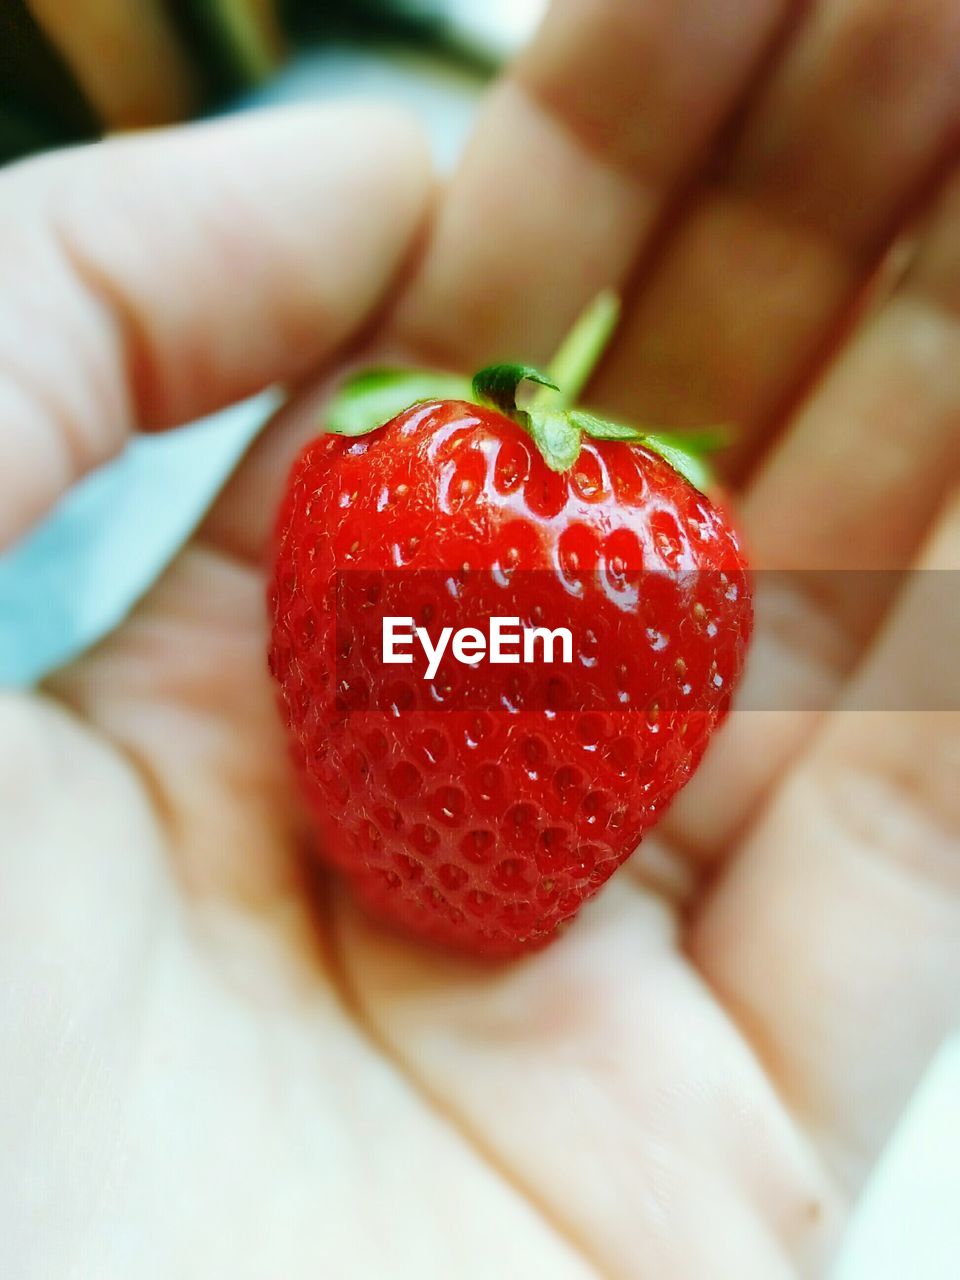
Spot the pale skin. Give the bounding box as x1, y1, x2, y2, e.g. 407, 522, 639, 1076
2, 3, 959, 1276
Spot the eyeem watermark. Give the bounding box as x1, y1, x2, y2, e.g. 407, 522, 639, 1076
383, 616, 573, 680
333, 569, 957, 712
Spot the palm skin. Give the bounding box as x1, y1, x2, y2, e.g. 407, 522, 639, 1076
2, 4, 960, 1277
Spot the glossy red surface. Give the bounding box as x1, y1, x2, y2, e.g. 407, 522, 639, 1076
270, 400, 752, 957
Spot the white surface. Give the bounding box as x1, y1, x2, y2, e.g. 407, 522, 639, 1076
833, 1034, 960, 1279
0, 390, 280, 686
432, 0, 550, 62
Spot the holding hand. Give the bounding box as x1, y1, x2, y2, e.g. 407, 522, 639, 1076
2, 3, 959, 1275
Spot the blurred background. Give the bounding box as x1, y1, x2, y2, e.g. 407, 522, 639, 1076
1, 1, 548, 162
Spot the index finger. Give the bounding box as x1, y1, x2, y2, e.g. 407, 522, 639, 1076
392, 0, 795, 368
0, 103, 431, 550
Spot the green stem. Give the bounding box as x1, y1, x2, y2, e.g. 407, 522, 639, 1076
542, 289, 621, 406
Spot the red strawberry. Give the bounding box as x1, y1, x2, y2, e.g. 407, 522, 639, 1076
269, 342, 752, 958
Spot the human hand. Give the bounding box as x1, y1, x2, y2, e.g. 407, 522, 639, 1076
3, 4, 959, 1276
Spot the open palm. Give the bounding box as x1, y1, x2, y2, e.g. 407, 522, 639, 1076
3, 5, 959, 1277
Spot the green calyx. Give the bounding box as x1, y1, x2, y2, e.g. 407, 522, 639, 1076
325, 291, 725, 492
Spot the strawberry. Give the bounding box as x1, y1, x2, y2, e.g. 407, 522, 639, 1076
269, 297, 752, 957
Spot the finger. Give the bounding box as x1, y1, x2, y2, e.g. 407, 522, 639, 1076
746, 166, 960, 578
593, 0, 960, 477
690, 489, 960, 1189
333, 875, 843, 1279
661, 165, 960, 861
27, 0, 197, 125
0, 103, 431, 551
391, 0, 798, 368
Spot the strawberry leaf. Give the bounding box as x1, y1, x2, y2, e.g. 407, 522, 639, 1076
322, 298, 731, 493
641, 434, 714, 492
472, 364, 558, 417
568, 410, 646, 442
644, 428, 731, 454
571, 410, 724, 491
525, 409, 583, 473
327, 367, 472, 437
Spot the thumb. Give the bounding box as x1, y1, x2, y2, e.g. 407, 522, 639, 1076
0, 102, 431, 550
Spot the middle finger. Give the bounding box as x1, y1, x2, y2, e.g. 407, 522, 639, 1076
593, 0, 960, 480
